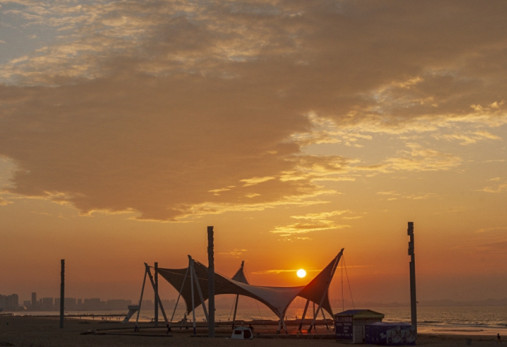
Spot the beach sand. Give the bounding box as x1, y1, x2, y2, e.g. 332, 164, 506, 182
0, 315, 503, 346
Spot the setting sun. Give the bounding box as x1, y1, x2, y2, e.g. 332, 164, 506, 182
296, 269, 307, 278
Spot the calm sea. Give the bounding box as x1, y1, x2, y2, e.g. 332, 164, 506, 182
12, 305, 507, 336
377, 305, 507, 336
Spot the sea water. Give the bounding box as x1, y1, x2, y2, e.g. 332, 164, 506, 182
170, 304, 507, 336
376, 305, 507, 335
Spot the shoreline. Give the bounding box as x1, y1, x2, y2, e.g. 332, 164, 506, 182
1, 315, 505, 346
4, 312, 506, 337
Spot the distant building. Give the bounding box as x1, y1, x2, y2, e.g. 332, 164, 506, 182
40, 297, 54, 310
31, 292, 38, 310
0, 294, 19, 311
141, 299, 154, 310
65, 297, 77, 310
18, 294, 134, 312
83, 298, 104, 310
55, 297, 78, 310
106, 299, 131, 310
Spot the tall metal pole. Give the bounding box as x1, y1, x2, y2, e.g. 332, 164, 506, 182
60, 259, 65, 329
154, 262, 159, 327
408, 222, 417, 334
207, 226, 215, 337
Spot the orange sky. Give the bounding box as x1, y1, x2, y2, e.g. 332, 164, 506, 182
1, 1, 507, 307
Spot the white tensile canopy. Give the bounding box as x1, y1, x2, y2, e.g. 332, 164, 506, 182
156, 248, 344, 322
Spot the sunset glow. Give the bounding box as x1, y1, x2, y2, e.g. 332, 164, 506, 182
0, 1, 506, 309
297, 269, 307, 279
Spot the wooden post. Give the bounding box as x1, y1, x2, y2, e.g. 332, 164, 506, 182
154, 262, 159, 327
408, 222, 417, 335
207, 226, 215, 337
60, 259, 65, 329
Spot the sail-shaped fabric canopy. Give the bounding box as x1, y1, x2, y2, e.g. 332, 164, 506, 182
231, 261, 248, 284
157, 249, 344, 320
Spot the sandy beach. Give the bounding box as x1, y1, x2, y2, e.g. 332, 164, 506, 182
0, 315, 503, 347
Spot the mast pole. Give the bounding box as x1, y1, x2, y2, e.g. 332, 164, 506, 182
60, 259, 65, 329
207, 226, 215, 337
154, 262, 159, 327
408, 221, 417, 335
189, 256, 197, 336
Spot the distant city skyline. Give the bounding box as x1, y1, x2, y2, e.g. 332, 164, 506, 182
0, 291, 178, 312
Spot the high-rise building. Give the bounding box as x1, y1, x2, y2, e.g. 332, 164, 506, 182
0, 294, 19, 311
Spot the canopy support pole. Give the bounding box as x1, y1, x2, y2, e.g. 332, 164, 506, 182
298, 299, 310, 332
144, 263, 169, 325
231, 294, 240, 328
190, 257, 209, 322
170, 266, 189, 323
308, 249, 343, 333
321, 307, 330, 330
135, 266, 148, 331
231, 259, 245, 329
309, 302, 319, 333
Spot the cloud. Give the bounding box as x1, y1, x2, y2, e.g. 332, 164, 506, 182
251, 268, 321, 275
172, 188, 335, 222
0, 74, 317, 220
240, 176, 276, 187
475, 226, 507, 234
376, 191, 437, 201
218, 248, 247, 258
457, 228, 507, 257
436, 131, 502, 145
0, 196, 12, 207
1, 1, 507, 220
270, 210, 352, 239
251, 269, 296, 275
479, 177, 507, 194
382, 143, 462, 172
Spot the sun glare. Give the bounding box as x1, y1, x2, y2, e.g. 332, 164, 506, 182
296, 269, 307, 278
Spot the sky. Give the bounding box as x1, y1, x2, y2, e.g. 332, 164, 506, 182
1, 0, 507, 309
